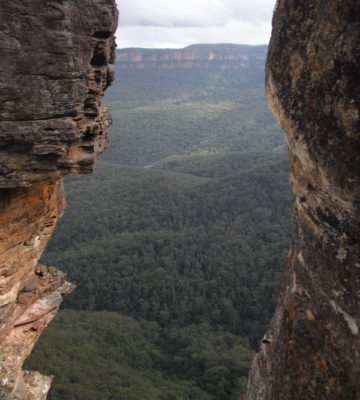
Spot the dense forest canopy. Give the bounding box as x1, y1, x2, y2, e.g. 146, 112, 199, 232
103, 48, 283, 165
41, 154, 292, 343
26, 45, 292, 400
28, 311, 254, 400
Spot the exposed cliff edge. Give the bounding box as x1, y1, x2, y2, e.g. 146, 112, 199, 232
0, 1, 118, 398
116, 44, 267, 70
244, 1, 360, 399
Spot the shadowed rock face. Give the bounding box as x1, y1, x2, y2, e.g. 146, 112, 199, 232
244, 1, 360, 399
0, 0, 118, 188
0, 1, 118, 398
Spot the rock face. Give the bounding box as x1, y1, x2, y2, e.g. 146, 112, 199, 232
244, 1, 360, 399
116, 44, 267, 70
0, 0, 118, 188
0, 1, 118, 398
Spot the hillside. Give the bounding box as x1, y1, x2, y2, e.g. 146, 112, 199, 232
103, 44, 283, 165
27, 150, 293, 399
26, 44, 293, 400
41, 152, 292, 343
116, 44, 267, 70
26, 310, 254, 400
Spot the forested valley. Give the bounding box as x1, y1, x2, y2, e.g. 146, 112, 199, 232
26, 45, 293, 400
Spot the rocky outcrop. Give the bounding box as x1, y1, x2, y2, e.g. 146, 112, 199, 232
0, 0, 117, 188
0, 1, 118, 398
116, 44, 267, 70
244, 1, 360, 399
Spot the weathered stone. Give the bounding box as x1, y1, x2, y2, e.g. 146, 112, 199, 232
244, 1, 360, 399
0, 265, 75, 400
0, 0, 118, 398
0, 180, 71, 399
0, 0, 118, 188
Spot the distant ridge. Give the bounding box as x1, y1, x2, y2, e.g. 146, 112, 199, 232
116, 43, 268, 70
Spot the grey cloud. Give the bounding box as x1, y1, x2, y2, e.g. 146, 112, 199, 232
117, 0, 275, 28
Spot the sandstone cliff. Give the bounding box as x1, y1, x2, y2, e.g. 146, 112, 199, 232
116, 44, 267, 70
244, 1, 360, 399
0, 1, 118, 398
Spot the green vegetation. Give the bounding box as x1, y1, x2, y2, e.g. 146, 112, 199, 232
29, 151, 292, 398
149, 149, 287, 177
26, 47, 292, 399
42, 152, 292, 346
104, 68, 283, 165
26, 310, 254, 400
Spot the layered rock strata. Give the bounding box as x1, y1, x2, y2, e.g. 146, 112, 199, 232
245, 1, 360, 399
116, 44, 267, 70
0, 1, 118, 398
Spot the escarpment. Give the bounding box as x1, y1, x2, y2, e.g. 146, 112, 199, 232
116, 44, 267, 70
0, 1, 118, 398
244, 1, 360, 399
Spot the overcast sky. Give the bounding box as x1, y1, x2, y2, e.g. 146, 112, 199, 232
115, 0, 276, 49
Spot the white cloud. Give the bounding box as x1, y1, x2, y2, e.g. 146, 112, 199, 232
118, 0, 228, 27
222, 0, 275, 22
115, 0, 276, 48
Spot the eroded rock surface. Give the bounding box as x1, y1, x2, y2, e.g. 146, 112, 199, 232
0, 0, 118, 188
244, 1, 360, 399
0, 1, 118, 398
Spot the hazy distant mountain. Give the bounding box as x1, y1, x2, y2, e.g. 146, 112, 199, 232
116, 44, 267, 70
104, 43, 281, 166
27, 43, 292, 400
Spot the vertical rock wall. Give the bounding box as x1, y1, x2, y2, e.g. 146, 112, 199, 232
0, 1, 118, 398
244, 1, 360, 399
